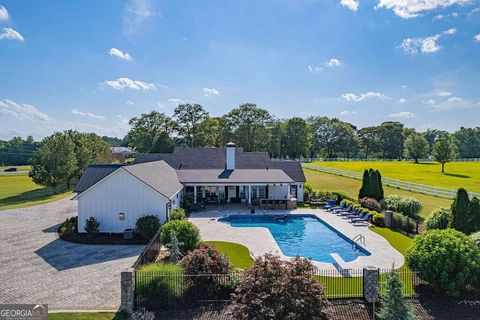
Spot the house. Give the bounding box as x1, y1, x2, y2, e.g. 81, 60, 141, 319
73, 143, 306, 233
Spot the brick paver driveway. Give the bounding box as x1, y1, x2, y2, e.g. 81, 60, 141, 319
0, 197, 144, 310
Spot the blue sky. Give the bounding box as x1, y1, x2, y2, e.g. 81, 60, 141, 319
0, 0, 479, 139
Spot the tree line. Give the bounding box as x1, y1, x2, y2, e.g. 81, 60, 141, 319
124, 103, 480, 162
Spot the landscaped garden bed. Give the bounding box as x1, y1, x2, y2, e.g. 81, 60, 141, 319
59, 231, 148, 245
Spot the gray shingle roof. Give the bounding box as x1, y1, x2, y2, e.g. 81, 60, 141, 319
122, 161, 183, 199
176, 169, 294, 184
74, 164, 124, 193
134, 147, 306, 182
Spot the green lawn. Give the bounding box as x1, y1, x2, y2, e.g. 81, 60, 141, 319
370, 227, 414, 255
48, 312, 125, 320
0, 174, 72, 210
312, 161, 480, 193
304, 168, 452, 219
204, 241, 254, 269
1, 165, 32, 171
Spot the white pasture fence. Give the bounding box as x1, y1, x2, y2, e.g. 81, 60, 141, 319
272, 157, 480, 163
302, 163, 480, 200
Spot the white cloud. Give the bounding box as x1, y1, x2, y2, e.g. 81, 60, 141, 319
203, 88, 220, 97
398, 98, 407, 103
376, 0, 474, 19
399, 29, 456, 55
426, 99, 437, 105
0, 99, 52, 122
126, 100, 134, 106
433, 12, 459, 20
437, 91, 452, 97
341, 91, 387, 101
109, 48, 132, 60
389, 111, 415, 118
307, 65, 323, 73
0, 27, 24, 41
401, 84, 408, 89
326, 58, 341, 67
0, 5, 8, 20
427, 96, 478, 111
474, 34, 480, 42
340, 0, 359, 11
71, 108, 106, 120
340, 110, 358, 115
157, 102, 166, 110
122, 0, 160, 37
168, 98, 185, 105
101, 77, 156, 90
447, 96, 463, 102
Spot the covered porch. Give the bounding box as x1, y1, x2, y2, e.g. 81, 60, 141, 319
184, 183, 299, 209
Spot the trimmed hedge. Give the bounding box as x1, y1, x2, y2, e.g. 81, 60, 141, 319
425, 207, 451, 231
160, 220, 200, 251
136, 215, 161, 240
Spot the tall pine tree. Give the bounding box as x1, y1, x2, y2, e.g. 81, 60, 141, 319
376, 170, 385, 201
450, 188, 471, 234
377, 270, 416, 320
359, 169, 370, 199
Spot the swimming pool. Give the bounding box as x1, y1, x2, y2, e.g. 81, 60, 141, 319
219, 214, 370, 263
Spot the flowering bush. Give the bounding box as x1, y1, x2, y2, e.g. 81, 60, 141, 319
359, 197, 381, 211
180, 244, 231, 274
381, 194, 422, 218
231, 254, 326, 320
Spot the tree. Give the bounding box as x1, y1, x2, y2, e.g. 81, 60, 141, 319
453, 127, 480, 159
377, 269, 416, 320
432, 135, 456, 173
166, 230, 183, 263
450, 188, 471, 234
423, 129, 448, 154
405, 229, 480, 296
468, 197, 480, 233
283, 117, 311, 158
359, 169, 384, 201
29, 132, 77, 194
358, 126, 381, 158
224, 103, 272, 152
194, 117, 222, 147
308, 117, 357, 158
268, 120, 286, 158
404, 133, 429, 163
425, 208, 452, 230
230, 254, 326, 320
126, 111, 175, 153
358, 169, 370, 199
173, 104, 209, 147
66, 131, 110, 188
378, 121, 405, 159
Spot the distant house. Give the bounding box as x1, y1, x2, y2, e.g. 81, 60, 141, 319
73, 143, 306, 233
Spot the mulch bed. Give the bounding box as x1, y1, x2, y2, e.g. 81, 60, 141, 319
59, 231, 148, 245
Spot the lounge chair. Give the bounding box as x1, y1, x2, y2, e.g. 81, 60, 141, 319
323, 200, 337, 210
328, 202, 346, 211
350, 213, 372, 225
333, 204, 352, 213
344, 210, 367, 220
337, 207, 358, 216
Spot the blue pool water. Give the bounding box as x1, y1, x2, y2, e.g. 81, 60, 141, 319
219, 215, 370, 263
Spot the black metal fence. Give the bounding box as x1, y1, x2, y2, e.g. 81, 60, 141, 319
134, 268, 421, 311
132, 228, 162, 269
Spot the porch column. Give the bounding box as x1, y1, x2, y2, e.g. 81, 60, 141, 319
287, 184, 291, 199
194, 185, 197, 203
248, 185, 252, 204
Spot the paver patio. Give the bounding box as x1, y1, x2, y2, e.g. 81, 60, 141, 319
0, 197, 144, 310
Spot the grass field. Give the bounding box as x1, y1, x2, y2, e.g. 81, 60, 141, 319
0, 174, 71, 210
204, 241, 254, 269
304, 168, 452, 219
48, 312, 125, 320
312, 161, 480, 193
0, 165, 32, 172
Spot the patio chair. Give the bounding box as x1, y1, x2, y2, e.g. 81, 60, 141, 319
332, 204, 352, 214
336, 207, 357, 216
350, 213, 372, 225
340, 208, 364, 218
343, 210, 367, 220
328, 202, 346, 212
323, 200, 337, 210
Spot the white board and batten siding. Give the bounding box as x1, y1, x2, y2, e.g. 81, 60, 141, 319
77, 168, 181, 233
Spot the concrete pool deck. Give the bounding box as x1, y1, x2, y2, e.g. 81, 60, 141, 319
188, 206, 404, 273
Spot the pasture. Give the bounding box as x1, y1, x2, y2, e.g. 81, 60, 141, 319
311, 161, 480, 193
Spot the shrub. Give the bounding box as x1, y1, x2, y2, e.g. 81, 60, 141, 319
230, 254, 327, 320
303, 182, 314, 201
381, 194, 422, 218
470, 232, 480, 249
405, 229, 480, 296
359, 169, 384, 201
377, 269, 415, 320
84, 217, 100, 235
170, 208, 186, 220
136, 263, 183, 308
160, 220, 200, 251
450, 188, 471, 234
59, 216, 77, 235
359, 197, 381, 211
136, 215, 161, 240
425, 207, 451, 230
180, 244, 231, 274
372, 213, 385, 227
